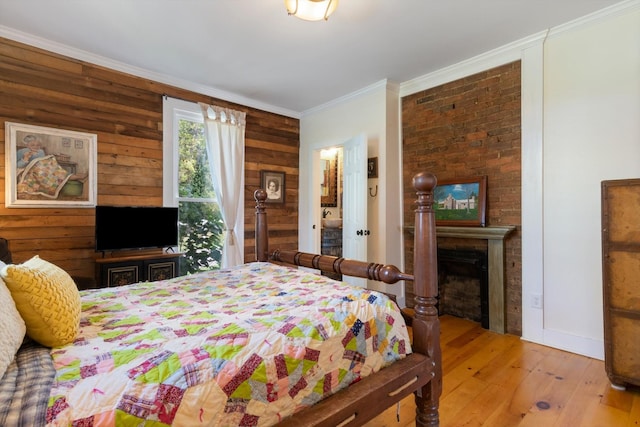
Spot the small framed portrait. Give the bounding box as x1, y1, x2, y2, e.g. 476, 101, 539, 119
260, 170, 285, 204
368, 157, 378, 178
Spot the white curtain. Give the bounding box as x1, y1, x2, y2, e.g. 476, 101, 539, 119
199, 103, 246, 268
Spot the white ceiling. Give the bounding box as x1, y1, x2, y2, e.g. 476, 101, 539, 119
0, 0, 627, 117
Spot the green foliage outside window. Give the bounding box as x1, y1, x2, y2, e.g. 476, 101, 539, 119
177, 120, 224, 274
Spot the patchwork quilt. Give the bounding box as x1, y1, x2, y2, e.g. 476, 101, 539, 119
45, 262, 411, 426
17, 155, 71, 199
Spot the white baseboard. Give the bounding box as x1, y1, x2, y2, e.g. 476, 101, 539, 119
522, 328, 604, 360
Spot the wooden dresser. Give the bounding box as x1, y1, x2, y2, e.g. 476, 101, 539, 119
601, 178, 640, 389
95, 251, 182, 288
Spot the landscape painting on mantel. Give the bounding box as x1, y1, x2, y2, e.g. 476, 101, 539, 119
434, 176, 487, 227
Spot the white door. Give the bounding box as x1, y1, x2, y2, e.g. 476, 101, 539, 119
342, 134, 367, 287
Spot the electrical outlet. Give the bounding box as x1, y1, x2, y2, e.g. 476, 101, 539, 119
531, 293, 543, 309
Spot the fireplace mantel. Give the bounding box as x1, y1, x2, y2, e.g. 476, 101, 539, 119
438, 226, 515, 333
406, 225, 516, 333
436, 225, 515, 241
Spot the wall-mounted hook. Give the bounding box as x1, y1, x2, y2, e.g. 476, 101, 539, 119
369, 185, 378, 197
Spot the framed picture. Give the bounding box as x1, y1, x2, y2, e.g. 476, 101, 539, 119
320, 153, 337, 207
5, 122, 97, 208
260, 170, 285, 204
434, 176, 487, 226
368, 157, 378, 178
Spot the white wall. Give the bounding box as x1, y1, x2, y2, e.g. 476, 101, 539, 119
301, 1, 640, 358
538, 5, 640, 358
299, 81, 406, 304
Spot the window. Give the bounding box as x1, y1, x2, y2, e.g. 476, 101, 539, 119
163, 97, 223, 274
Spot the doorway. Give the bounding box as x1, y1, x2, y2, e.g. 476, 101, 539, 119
312, 134, 367, 287
298, 134, 368, 286
319, 147, 342, 280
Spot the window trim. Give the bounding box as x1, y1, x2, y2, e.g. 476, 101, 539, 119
162, 96, 244, 262
163, 97, 207, 206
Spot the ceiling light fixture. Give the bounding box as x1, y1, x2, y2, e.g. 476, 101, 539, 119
284, 0, 338, 21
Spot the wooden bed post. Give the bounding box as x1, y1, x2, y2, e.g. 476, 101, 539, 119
411, 172, 442, 427
254, 189, 268, 262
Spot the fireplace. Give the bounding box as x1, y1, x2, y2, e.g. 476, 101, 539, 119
404, 224, 514, 333
437, 248, 489, 329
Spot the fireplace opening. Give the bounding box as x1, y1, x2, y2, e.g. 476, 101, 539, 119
437, 248, 489, 329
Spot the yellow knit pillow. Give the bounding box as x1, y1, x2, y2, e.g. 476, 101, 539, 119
0, 256, 81, 347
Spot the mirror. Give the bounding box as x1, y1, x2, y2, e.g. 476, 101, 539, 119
320, 154, 337, 207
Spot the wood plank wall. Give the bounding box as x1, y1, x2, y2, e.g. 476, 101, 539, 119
0, 37, 299, 280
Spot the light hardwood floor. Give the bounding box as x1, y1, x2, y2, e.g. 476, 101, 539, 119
366, 315, 640, 427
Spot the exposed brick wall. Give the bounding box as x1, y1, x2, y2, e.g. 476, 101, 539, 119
402, 61, 522, 335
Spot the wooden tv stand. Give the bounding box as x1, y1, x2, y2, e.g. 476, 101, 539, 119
95, 250, 183, 288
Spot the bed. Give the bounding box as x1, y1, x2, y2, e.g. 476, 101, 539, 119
0, 171, 441, 426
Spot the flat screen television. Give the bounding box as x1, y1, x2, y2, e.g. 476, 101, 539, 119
95, 206, 179, 252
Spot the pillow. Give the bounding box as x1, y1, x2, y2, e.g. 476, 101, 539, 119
0, 256, 80, 347
0, 267, 27, 379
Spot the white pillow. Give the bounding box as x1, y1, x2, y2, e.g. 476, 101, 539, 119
0, 263, 27, 379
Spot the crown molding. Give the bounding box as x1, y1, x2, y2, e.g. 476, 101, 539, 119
399, 0, 639, 97
0, 25, 301, 119
2, 0, 636, 118
302, 79, 391, 116
399, 31, 547, 98
548, 0, 640, 39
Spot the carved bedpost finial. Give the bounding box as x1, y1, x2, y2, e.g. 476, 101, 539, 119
413, 172, 437, 212
254, 189, 268, 262
254, 188, 267, 206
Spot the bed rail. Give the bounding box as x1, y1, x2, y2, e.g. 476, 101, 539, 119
269, 249, 414, 284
